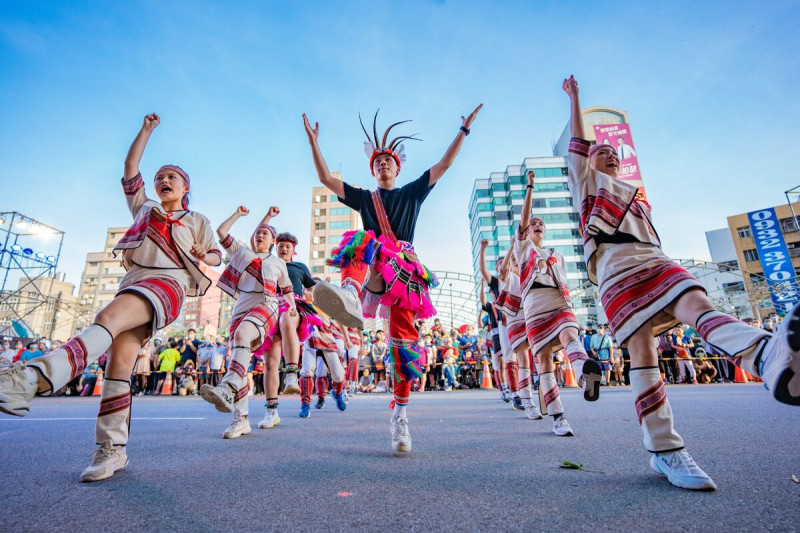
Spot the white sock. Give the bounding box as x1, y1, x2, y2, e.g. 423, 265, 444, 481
393, 404, 407, 418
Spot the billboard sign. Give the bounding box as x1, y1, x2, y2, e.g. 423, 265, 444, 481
748, 207, 800, 314
593, 123, 646, 200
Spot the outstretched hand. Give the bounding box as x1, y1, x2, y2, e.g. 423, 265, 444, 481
562, 75, 579, 99
462, 104, 483, 130
302, 113, 319, 144
143, 113, 160, 131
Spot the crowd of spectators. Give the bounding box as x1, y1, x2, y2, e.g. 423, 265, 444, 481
0, 311, 782, 397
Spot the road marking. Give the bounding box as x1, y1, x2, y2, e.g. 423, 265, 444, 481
0, 417, 206, 421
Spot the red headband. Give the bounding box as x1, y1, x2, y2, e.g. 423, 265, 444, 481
250, 224, 277, 251
369, 149, 402, 176
588, 144, 617, 158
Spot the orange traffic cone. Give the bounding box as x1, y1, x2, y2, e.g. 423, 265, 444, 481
480, 361, 494, 389
162, 372, 174, 395
734, 366, 749, 383
92, 370, 104, 396
562, 359, 578, 388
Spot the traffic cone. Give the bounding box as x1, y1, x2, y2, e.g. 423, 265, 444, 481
162, 372, 174, 395
562, 359, 578, 388
734, 366, 749, 383
480, 361, 494, 389
92, 370, 104, 396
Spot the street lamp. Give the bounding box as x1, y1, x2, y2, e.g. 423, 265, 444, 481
449, 282, 454, 330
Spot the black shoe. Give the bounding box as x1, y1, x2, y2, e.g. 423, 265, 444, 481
512, 396, 524, 410
315, 397, 325, 409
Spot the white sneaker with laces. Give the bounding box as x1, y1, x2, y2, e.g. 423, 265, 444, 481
0, 362, 38, 417
80, 443, 129, 482
223, 416, 251, 439
258, 408, 281, 429
282, 373, 301, 394
650, 450, 717, 490
524, 403, 543, 420
199, 383, 235, 413
390, 415, 412, 453
552, 417, 574, 436
313, 282, 365, 329
759, 303, 800, 406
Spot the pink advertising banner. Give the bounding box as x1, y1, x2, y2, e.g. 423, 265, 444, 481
593, 123, 647, 200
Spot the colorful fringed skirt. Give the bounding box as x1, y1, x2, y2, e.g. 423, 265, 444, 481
327, 230, 438, 320
277, 298, 322, 344
596, 242, 704, 346
523, 287, 579, 355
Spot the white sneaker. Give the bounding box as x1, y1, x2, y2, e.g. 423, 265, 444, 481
390, 415, 412, 453
199, 383, 235, 413
650, 450, 717, 490
80, 443, 129, 482
313, 282, 364, 329
552, 417, 574, 436
0, 362, 38, 417
524, 403, 543, 420
500, 389, 510, 403
223, 416, 251, 439
258, 408, 281, 429
282, 373, 301, 394
759, 303, 800, 406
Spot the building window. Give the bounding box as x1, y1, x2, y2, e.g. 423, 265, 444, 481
314, 208, 326, 216
539, 212, 579, 224
330, 207, 350, 216
722, 281, 745, 294
737, 226, 752, 239
314, 195, 327, 203
315, 223, 325, 231
312, 266, 322, 273
312, 236, 326, 245
743, 249, 759, 262
311, 251, 320, 259
330, 221, 350, 230
477, 203, 493, 212
780, 217, 800, 233
718, 260, 738, 272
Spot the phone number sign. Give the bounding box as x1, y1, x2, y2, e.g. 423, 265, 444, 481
748, 207, 800, 314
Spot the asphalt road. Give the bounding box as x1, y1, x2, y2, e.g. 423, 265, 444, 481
1, 383, 798, 532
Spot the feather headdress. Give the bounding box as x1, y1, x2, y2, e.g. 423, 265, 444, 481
359, 110, 420, 175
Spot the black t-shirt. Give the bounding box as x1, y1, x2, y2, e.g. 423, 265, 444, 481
338, 170, 434, 244
286, 261, 315, 297
180, 339, 200, 365
482, 302, 498, 330
488, 276, 500, 300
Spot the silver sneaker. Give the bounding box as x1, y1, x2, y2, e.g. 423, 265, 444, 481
760, 303, 800, 406
313, 282, 364, 329
282, 373, 301, 394
524, 403, 543, 420
80, 443, 129, 482
390, 415, 412, 453
0, 362, 38, 417
200, 383, 235, 413
258, 408, 281, 429
650, 450, 717, 491
552, 417, 574, 436
223, 416, 251, 439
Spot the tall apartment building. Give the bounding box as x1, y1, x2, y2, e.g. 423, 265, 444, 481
6, 275, 80, 340
469, 106, 632, 325
709, 202, 800, 319
308, 172, 362, 284
182, 263, 222, 334
77, 227, 128, 317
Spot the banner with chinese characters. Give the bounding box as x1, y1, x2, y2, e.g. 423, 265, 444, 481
747, 207, 800, 315
593, 123, 647, 201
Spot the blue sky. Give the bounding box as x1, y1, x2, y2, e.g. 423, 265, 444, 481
2, 1, 799, 289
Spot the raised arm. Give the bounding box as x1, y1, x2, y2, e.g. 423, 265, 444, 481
429, 104, 483, 186
124, 113, 160, 180
499, 235, 515, 281
478, 238, 493, 284
302, 114, 345, 198
520, 170, 535, 233
479, 280, 486, 308
562, 76, 585, 139
217, 206, 249, 240
260, 206, 280, 226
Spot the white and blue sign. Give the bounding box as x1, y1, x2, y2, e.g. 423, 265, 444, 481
748, 207, 800, 315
